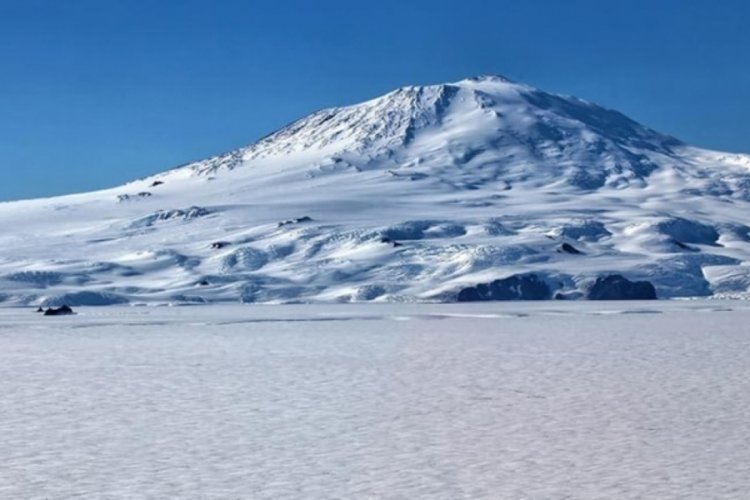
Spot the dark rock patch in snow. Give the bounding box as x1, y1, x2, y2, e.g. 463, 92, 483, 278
130, 206, 212, 228
43, 305, 75, 316
559, 243, 584, 255
457, 274, 552, 301
277, 216, 313, 228
586, 275, 657, 300
387, 170, 429, 181
160, 206, 211, 221
671, 240, 699, 252
353, 284, 388, 301
380, 237, 404, 248
117, 192, 152, 202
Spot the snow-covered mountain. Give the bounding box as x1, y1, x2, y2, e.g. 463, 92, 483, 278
2, 75, 750, 305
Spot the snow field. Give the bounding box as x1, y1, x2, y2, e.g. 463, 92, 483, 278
0, 302, 749, 498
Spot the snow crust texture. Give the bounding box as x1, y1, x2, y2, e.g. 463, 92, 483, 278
2, 76, 750, 304
1, 303, 749, 498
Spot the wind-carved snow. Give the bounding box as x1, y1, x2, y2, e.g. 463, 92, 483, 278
1, 303, 750, 498
1, 75, 750, 304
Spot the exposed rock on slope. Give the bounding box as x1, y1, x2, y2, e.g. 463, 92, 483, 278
457, 274, 552, 301
586, 275, 658, 301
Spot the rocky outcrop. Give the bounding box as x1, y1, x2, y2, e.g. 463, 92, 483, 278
43, 305, 75, 316
586, 274, 657, 300
457, 274, 551, 301
559, 243, 584, 255
278, 216, 313, 228
380, 237, 403, 248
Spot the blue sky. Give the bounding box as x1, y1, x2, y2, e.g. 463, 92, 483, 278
1, 0, 749, 201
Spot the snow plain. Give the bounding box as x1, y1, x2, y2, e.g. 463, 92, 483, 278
2, 301, 749, 499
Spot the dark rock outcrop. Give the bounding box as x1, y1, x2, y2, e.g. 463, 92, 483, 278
211, 241, 230, 249
586, 274, 657, 300
380, 237, 403, 247
672, 240, 699, 252
117, 192, 151, 202
43, 305, 75, 316
159, 206, 210, 221
278, 216, 313, 228
457, 274, 552, 301
559, 243, 584, 255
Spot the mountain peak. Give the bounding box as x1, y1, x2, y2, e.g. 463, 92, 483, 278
459, 74, 517, 84
187, 74, 679, 188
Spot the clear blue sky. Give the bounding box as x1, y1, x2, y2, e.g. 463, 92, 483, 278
1, 0, 749, 201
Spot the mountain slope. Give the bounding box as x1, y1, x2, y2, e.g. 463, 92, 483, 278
2, 75, 750, 305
